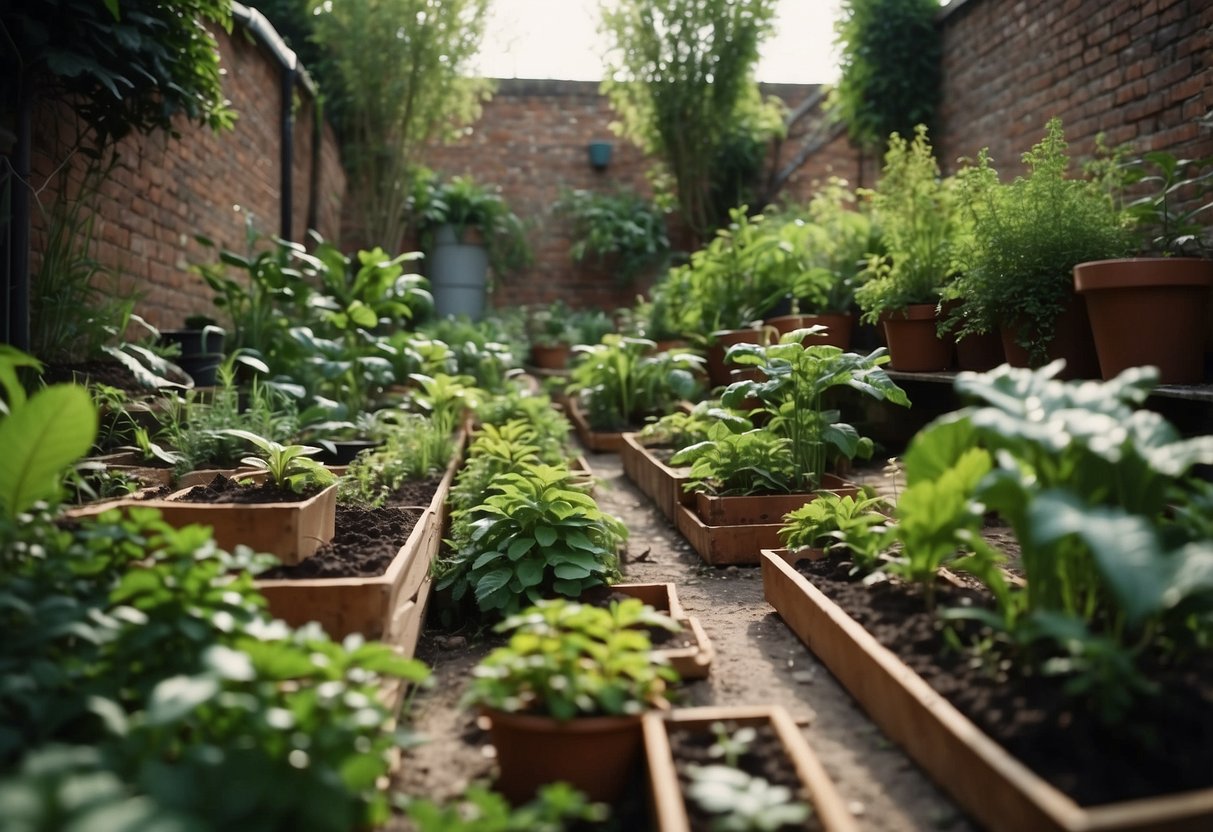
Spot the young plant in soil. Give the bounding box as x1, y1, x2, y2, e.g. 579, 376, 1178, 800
403, 781, 609, 831
672, 425, 797, 497
221, 428, 336, 494
720, 333, 909, 492
567, 334, 703, 431
463, 598, 678, 719
437, 462, 625, 619
638, 402, 752, 455
779, 490, 891, 569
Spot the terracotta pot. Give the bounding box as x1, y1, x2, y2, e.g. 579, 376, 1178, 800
1000, 294, 1100, 380
1074, 257, 1213, 385
705, 326, 772, 388
482, 707, 644, 804
530, 342, 570, 370
766, 313, 854, 350
880, 304, 954, 371
954, 331, 1005, 371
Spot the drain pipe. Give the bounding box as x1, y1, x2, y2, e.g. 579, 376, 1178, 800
232, 3, 319, 243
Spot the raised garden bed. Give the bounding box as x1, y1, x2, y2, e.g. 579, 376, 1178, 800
642, 705, 858, 832
759, 548, 1213, 832
620, 433, 692, 522
255, 446, 463, 652
565, 396, 627, 453
612, 582, 712, 681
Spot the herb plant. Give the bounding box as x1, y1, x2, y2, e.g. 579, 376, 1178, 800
462, 598, 678, 719
672, 425, 796, 497
221, 429, 336, 493
779, 490, 891, 570
555, 187, 671, 284
638, 402, 753, 451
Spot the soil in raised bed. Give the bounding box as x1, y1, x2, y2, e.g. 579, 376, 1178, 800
669, 720, 823, 832
796, 556, 1213, 807
173, 474, 319, 504
42, 360, 147, 393
258, 478, 441, 580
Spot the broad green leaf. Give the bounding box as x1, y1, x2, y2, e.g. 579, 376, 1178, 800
474, 568, 514, 603
0, 384, 97, 516
145, 675, 220, 726
534, 525, 557, 547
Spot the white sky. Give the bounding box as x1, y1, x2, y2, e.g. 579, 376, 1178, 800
473, 0, 844, 84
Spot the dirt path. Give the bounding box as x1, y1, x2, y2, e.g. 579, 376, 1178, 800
396, 449, 974, 831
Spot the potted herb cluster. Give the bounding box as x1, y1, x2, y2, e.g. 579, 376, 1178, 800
1075, 148, 1213, 384
855, 125, 963, 372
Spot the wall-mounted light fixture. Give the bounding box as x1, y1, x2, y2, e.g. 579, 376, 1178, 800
587, 140, 612, 171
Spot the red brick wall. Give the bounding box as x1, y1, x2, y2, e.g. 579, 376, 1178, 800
936, 0, 1213, 175
27, 19, 346, 331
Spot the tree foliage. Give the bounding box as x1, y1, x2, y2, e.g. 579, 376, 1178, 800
829, 0, 941, 153
0, 0, 236, 147
309, 0, 492, 250
600, 0, 784, 243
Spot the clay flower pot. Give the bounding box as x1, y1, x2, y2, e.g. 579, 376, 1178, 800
999, 294, 1100, 379
482, 707, 645, 804
530, 342, 571, 370
880, 304, 954, 371
1074, 257, 1213, 385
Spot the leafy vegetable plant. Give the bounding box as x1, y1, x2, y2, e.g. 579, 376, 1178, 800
220, 428, 336, 493
462, 598, 678, 719
567, 334, 703, 431
779, 490, 891, 570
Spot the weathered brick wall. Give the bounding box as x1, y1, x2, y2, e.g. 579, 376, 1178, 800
936, 0, 1213, 175
27, 19, 345, 331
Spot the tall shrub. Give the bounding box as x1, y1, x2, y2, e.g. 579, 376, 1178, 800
829, 0, 941, 154
310, 0, 491, 250
600, 0, 783, 243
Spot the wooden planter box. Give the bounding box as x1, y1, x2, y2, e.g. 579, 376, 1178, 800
620, 433, 692, 522
566, 396, 627, 453
256, 440, 463, 654
613, 582, 712, 681
759, 549, 1213, 832
68, 473, 338, 565
87, 451, 174, 487
642, 706, 858, 832
676, 478, 858, 566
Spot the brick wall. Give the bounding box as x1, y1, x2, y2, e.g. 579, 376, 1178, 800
936, 0, 1213, 175
26, 18, 345, 331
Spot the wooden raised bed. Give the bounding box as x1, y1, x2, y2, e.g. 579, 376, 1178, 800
759, 549, 1213, 832
612, 582, 712, 681
255, 436, 464, 654
620, 433, 692, 522
643, 705, 858, 832
565, 396, 627, 453
676, 478, 858, 566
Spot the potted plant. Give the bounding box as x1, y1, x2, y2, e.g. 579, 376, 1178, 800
410, 172, 532, 320
462, 597, 679, 803
951, 118, 1135, 378
855, 125, 963, 371
1074, 148, 1213, 384
555, 186, 671, 286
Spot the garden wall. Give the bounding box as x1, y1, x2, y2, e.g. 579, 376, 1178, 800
416, 79, 851, 313
25, 14, 345, 331
935, 0, 1213, 175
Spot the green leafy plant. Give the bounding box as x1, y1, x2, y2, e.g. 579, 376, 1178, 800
949, 118, 1134, 359
555, 187, 671, 284
410, 172, 533, 278
0, 346, 97, 520
854, 125, 962, 323
336, 412, 456, 506
721, 334, 909, 491
220, 428, 336, 493
908, 362, 1213, 719
408, 371, 481, 436
829, 0, 941, 153
779, 490, 891, 570
638, 402, 753, 451
671, 425, 796, 497
403, 781, 609, 831
1118, 150, 1213, 257
462, 598, 678, 719
684, 764, 812, 832
567, 334, 703, 431
437, 464, 626, 619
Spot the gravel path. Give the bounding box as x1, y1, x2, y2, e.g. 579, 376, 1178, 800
395, 447, 974, 831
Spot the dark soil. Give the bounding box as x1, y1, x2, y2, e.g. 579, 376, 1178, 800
42, 360, 146, 392
669, 720, 822, 832
172, 474, 317, 504
796, 556, 1213, 807
579, 586, 697, 650
257, 478, 442, 580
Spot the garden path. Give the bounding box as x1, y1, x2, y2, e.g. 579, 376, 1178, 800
395, 447, 974, 831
